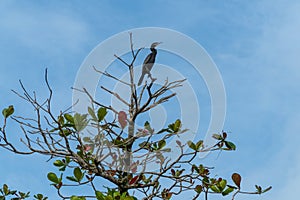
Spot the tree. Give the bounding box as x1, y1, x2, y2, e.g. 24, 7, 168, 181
0, 34, 271, 200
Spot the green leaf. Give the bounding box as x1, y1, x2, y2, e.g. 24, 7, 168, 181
95, 191, 105, 200
59, 129, 72, 137
2, 105, 14, 118
64, 113, 74, 124
74, 113, 89, 132
97, 107, 107, 122
9, 190, 17, 195
34, 194, 43, 199
66, 176, 78, 182
153, 142, 158, 150
174, 119, 181, 132
18, 191, 30, 198
47, 172, 59, 184
123, 197, 135, 200
53, 160, 64, 167
262, 186, 272, 193
34, 193, 47, 200
192, 164, 200, 174
210, 185, 221, 193
139, 141, 150, 150
168, 124, 174, 131
158, 140, 166, 150
195, 140, 203, 150
255, 185, 262, 193
162, 148, 171, 152
83, 137, 92, 143
70, 196, 86, 200
218, 179, 227, 191
187, 141, 197, 151
194, 185, 202, 194
74, 167, 84, 182
212, 134, 222, 140
66, 156, 71, 163
59, 166, 66, 172
222, 187, 234, 196
168, 119, 182, 133
3, 184, 9, 195
88, 107, 97, 121
58, 115, 65, 124
225, 141, 236, 150
113, 137, 123, 146
175, 169, 184, 177
144, 121, 154, 134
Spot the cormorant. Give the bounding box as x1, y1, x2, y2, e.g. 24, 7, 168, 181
138, 42, 161, 86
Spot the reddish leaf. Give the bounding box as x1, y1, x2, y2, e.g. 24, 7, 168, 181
84, 144, 91, 152
55, 182, 62, 189
129, 175, 139, 185
131, 162, 138, 173
166, 192, 172, 199
222, 131, 227, 139
176, 140, 181, 146
232, 173, 241, 188
195, 185, 202, 193
171, 169, 175, 176
118, 111, 127, 129
131, 166, 137, 173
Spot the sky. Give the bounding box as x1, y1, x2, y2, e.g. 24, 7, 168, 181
1, 0, 300, 199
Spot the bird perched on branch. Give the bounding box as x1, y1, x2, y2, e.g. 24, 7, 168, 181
138, 42, 162, 86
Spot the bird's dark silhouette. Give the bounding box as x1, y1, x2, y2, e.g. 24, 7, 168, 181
138, 42, 161, 86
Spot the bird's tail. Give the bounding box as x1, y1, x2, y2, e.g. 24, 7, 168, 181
138, 73, 145, 86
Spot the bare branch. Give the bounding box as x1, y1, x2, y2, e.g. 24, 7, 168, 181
114, 54, 130, 68
101, 86, 130, 107
93, 66, 131, 86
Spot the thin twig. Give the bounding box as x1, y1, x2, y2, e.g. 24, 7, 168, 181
93, 66, 131, 86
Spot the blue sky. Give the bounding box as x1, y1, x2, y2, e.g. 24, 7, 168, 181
1, 0, 300, 199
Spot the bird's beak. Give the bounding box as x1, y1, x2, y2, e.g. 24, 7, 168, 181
154, 42, 162, 47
